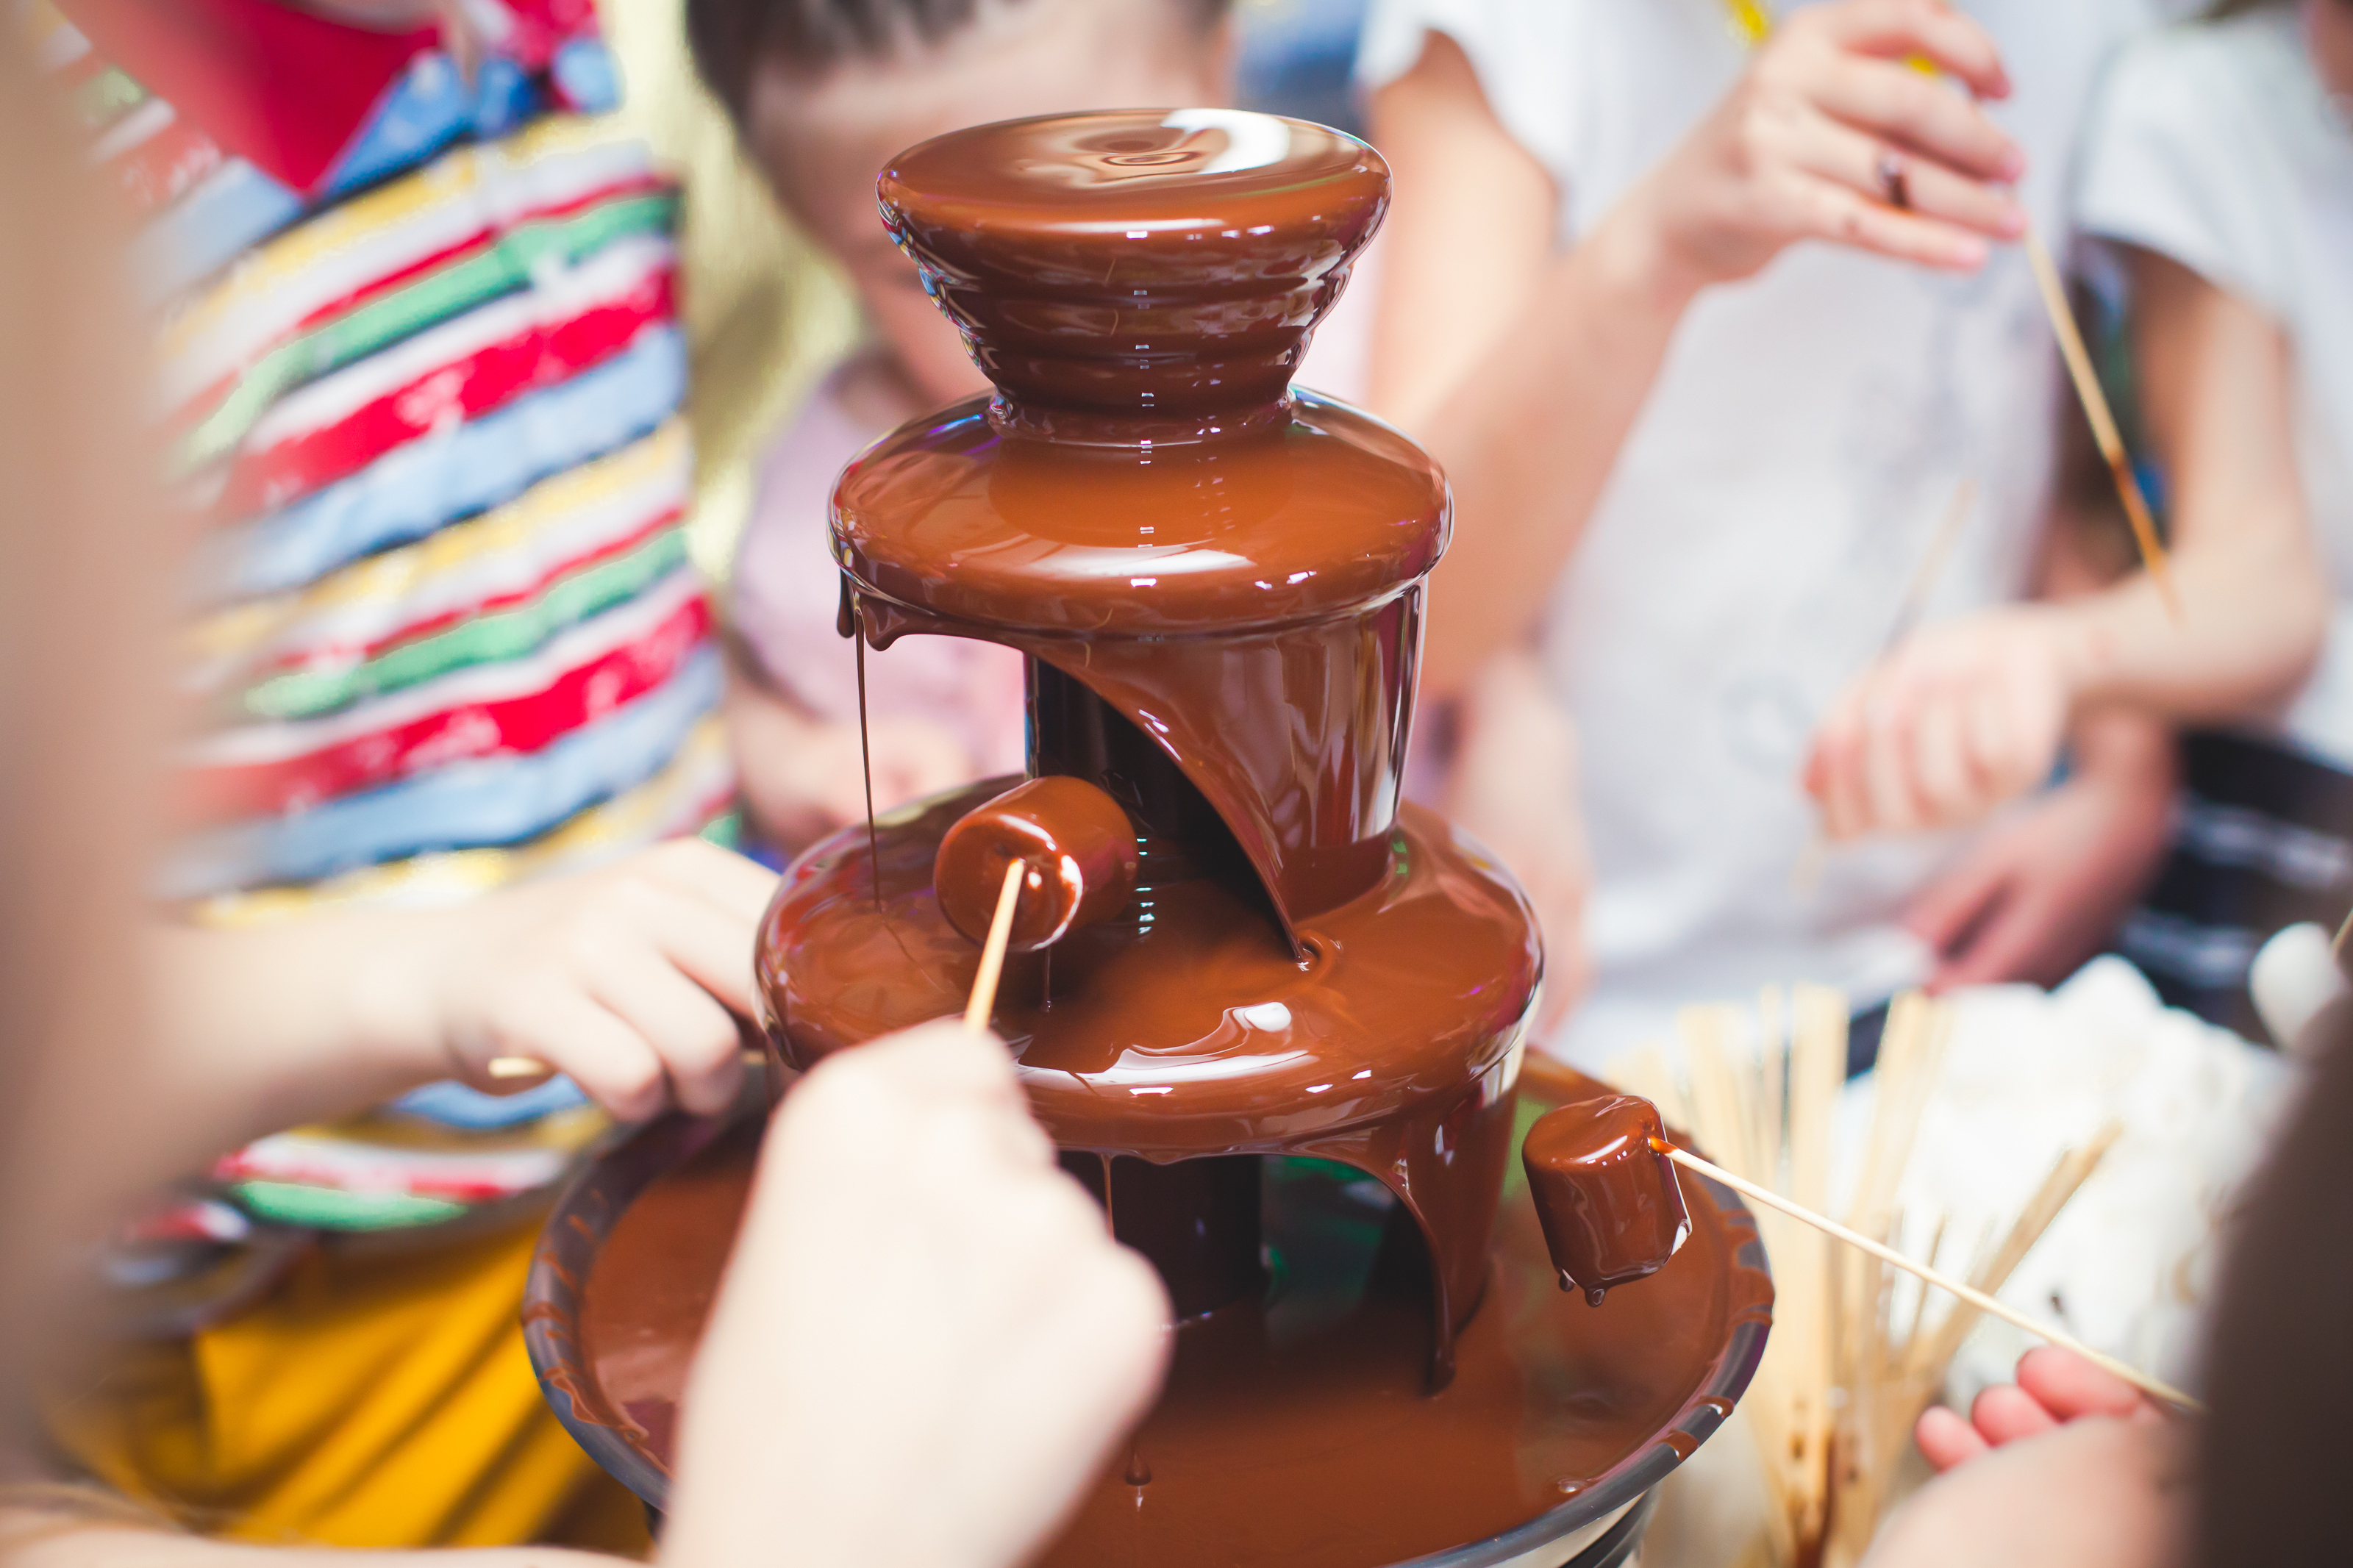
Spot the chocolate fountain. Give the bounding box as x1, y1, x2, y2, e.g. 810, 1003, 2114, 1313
526, 110, 1770, 1568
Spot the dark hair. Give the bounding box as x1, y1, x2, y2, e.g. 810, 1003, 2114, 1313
685, 0, 1232, 126
2194, 993, 2353, 1567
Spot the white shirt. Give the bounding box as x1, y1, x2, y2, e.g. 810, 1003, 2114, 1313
2077, 8, 2353, 770
1360, 0, 2168, 1068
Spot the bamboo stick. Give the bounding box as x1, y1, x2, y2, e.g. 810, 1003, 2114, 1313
2021, 227, 2182, 619
963, 859, 1026, 1033
1662, 1142, 2201, 1411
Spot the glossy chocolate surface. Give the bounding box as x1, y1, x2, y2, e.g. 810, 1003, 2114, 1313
879, 110, 1388, 434
760, 784, 1540, 1370
838, 109, 1441, 932
566, 110, 1781, 1568
935, 775, 1140, 951
840, 398, 1436, 931
560, 1061, 1773, 1568
1524, 1098, 1692, 1306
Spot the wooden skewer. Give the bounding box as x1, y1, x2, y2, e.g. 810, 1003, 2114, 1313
1657, 1139, 2204, 1412
1878, 478, 1978, 656
963, 858, 1027, 1034
1793, 478, 1979, 893
2021, 225, 2182, 621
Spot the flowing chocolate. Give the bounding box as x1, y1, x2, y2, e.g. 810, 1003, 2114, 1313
605, 108, 1774, 1567
935, 776, 1139, 951
1524, 1097, 1691, 1306
749, 110, 1539, 1379
836, 111, 1443, 939
762, 784, 1536, 1364
571, 1061, 1774, 1568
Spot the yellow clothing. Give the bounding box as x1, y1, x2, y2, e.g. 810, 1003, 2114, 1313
48, 1219, 646, 1555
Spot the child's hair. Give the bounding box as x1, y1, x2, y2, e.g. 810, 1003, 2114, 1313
686, 0, 1232, 126
2194, 978, 2353, 1568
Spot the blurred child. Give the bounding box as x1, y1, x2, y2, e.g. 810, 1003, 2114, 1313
1359, 0, 2188, 1069
1864, 928, 2353, 1568
687, 0, 1375, 853
0, 35, 1168, 1568
1808, 0, 2352, 1034
25, 0, 774, 1544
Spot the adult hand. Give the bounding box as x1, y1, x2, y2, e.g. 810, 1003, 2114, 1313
1441, 653, 1593, 1033
1916, 1346, 2171, 1471
418, 839, 778, 1120
1900, 723, 2174, 989
1805, 606, 2085, 841
665, 1020, 1172, 1568
1613, 0, 2026, 296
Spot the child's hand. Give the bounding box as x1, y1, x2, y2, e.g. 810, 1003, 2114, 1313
1916, 1346, 2168, 1472
1441, 653, 1593, 1032
1804, 608, 2083, 841
665, 1020, 1170, 1568
421, 840, 779, 1120
1901, 717, 2174, 989
1615, 0, 2027, 298
1865, 1405, 2189, 1568
820, 714, 976, 826
728, 672, 977, 851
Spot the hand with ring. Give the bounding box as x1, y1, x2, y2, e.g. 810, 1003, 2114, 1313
1607, 0, 2029, 295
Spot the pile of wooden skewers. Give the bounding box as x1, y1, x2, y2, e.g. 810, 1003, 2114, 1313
1611, 988, 2121, 1568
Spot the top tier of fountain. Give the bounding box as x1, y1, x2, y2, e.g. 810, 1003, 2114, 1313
835, 110, 1450, 931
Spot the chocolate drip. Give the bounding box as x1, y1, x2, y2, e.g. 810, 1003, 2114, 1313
835, 393, 1441, 939
1062, 1152, 1264, 1321
1523, 1097, 1691, 1306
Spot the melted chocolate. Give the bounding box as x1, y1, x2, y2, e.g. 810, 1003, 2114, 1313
574, 1062, 1774, 1568
840, 398, 1437, 937
1524, 1098, 1691, 1306
838, 110, 1444, 937
935, 776, 1140, 951
761, 784, 1538, 1374
757, 112, 1532, 1383
878, 111, 1389, 442
663, 110, 1768, 1566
